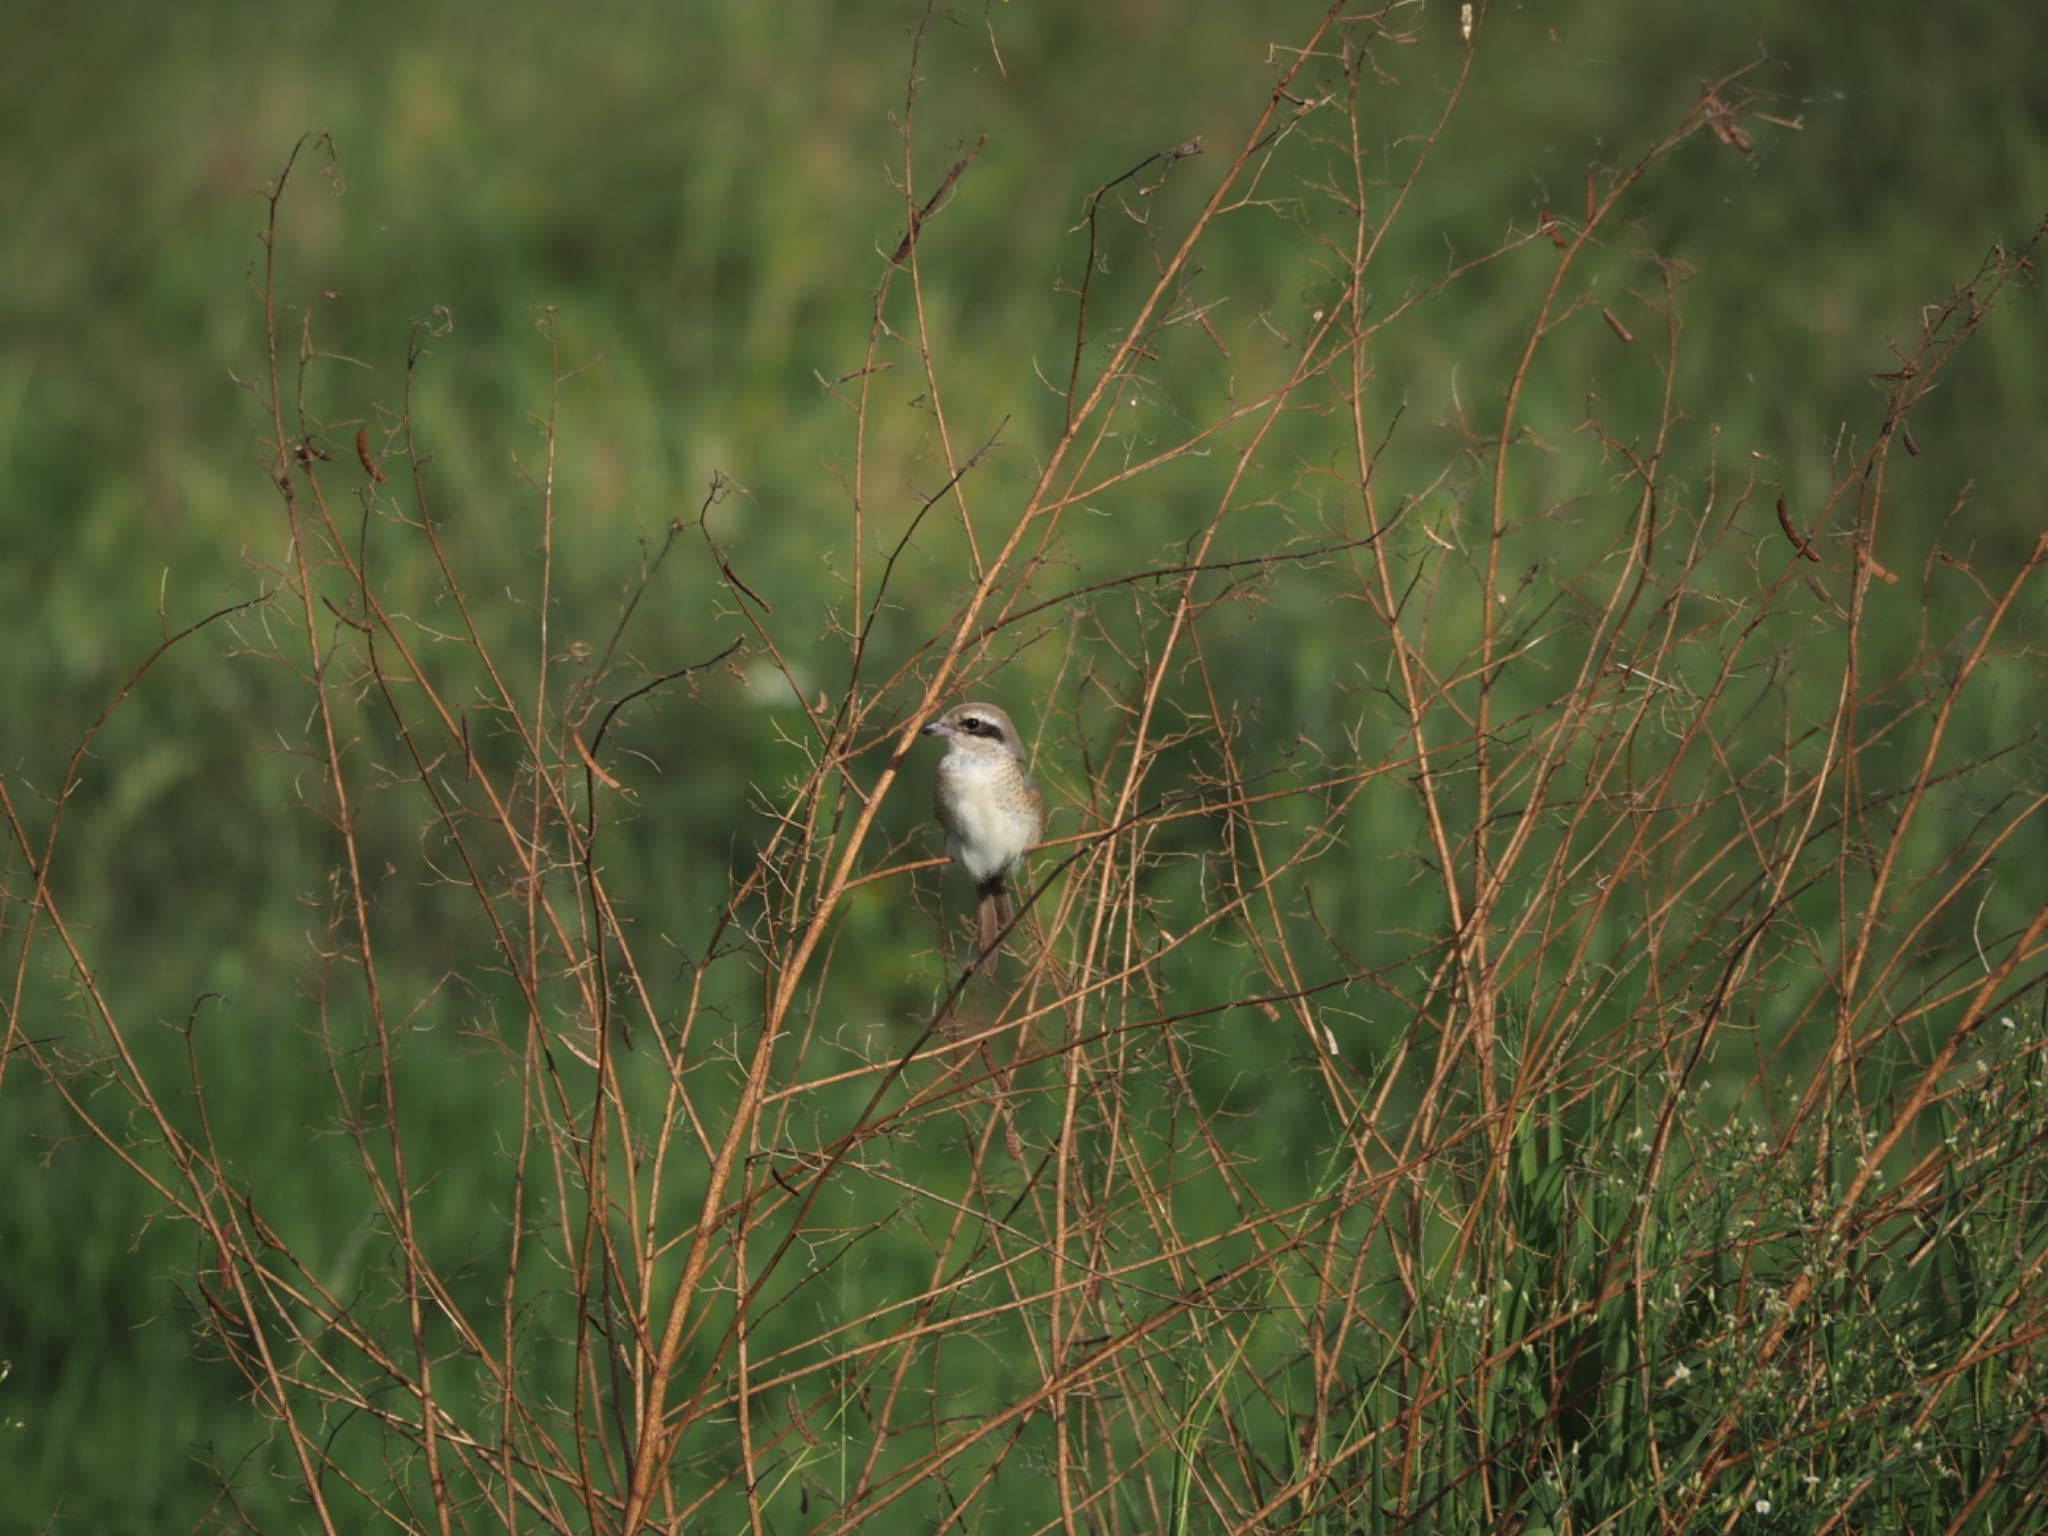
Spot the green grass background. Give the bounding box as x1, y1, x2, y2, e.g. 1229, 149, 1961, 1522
3, 0, 2045, 1529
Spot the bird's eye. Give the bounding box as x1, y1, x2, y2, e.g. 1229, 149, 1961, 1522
960, 716, 984, 734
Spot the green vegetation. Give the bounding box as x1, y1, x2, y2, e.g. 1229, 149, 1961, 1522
3, 2, 2045, 1531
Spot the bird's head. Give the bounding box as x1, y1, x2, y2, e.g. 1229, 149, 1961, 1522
920, 702, 1022, 758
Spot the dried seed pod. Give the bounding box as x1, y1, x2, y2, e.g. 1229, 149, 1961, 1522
356, 427, 387, 484
1776, 496, 1821, 563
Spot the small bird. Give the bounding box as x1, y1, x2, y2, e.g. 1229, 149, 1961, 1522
920, 701, 1045, 960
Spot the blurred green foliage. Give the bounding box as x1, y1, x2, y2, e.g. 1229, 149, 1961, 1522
3, 0, 2045, 1528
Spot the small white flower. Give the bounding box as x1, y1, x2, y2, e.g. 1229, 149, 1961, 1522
1668, 1362, 1692, 1383
2001, 1016, 2015, 1029
1755, 1498, 1772, 1514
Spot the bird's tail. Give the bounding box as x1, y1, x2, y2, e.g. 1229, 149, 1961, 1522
974, 879, 1015, 962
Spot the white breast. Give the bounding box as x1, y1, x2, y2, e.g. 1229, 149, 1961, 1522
938, 752, 1038, 884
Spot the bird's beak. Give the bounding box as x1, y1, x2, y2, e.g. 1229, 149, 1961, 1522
920, 720, 951, 738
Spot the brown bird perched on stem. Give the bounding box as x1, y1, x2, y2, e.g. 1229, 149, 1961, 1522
920, 701, 1044, 961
